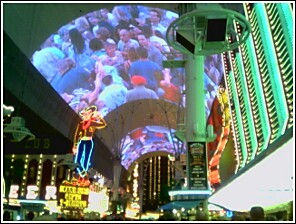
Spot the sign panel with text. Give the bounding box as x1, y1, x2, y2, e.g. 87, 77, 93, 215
58, 180, 89, 210
187, 142, 208, 190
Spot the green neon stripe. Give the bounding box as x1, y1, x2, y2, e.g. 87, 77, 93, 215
228, 68, 248, 169
255, 4, 289, 138
225, 78, 241, 173
276, 3, 293, 65
235, 52, 258, 161
245, 40, 271, 152
245, 24, 271, 152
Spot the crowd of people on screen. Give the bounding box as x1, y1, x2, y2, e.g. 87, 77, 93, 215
31, 5, 223, 118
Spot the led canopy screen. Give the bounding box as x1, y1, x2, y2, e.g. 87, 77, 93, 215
30, 4, 224, 169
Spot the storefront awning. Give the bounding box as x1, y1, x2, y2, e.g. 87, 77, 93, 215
19, 201, 45, 212
159, 201, 229, 211
159, 201, 201, 210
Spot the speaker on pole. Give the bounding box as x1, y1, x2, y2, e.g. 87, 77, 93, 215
176, 31, 195, 54
206, 18, 227, 42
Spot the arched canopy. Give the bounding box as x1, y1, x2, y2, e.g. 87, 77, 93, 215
98, 99, 184, 148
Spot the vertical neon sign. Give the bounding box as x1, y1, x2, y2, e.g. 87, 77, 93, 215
73, 106, 107, 177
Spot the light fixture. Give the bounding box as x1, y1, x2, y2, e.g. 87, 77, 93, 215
3, 104, 15, 117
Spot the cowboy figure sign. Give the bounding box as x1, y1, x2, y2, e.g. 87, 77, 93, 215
73, 105, 107, 177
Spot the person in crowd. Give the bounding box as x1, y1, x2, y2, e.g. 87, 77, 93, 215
51, 27, 95, 95
123, 47, 139, 86
162, 10, 178, 27
98, 55, 127, 88
134, 11, 150, 28
26, 212, 35, 221
159, 68, 181, 103
3, 211, 11, 221
93, 26, 114, 45
128, 24, 143, 40
103, 38, 125, 74
147, 8, 167, 38
276, 210, 288, 221
137, 31, 165, 68
97, 74, 128, 112
126, 5, 140, 21
98, 8, 118, 28
125, 75, 159, 103
96, 9, 116, 39
129, 46, 162, 92
52, 32, 63, 50
165, 47, 185, 86
95, 10, 117, 40
72, 105, 107, 177
60, 87, 93, 113
85, 12, 100, 32
58, 24, 75, 57
68, 27, 92, 61
31, 35, 75, 86
74, 16, 90, 34
249, 206, 265, 221
68, 27, 93, 77
75, 59, 124, 114
117, 29, 139, 57
139, 25, 170, 54
195, 210, 209, 221
118, 187, 132, 218
82, 30, 95, 47
32, 210, 57, 221
89, 37, 106, 60
112, 6, 133, 41
128, 127, 147, 151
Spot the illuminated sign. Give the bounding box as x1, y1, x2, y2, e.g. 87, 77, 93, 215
87, 190, 109, 213
45, 186, 57, 200
26, 185, 39, 199
59, 181, 90, 209
187, 142, 208, 190
9, 185, 57, 200
73, 106, 107, 177
9, 185, 19, 199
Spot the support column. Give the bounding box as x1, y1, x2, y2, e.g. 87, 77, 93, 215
185, 51, 208, 191
112, 159, 122, 202
185, 54, 207, 143
183, 44, 211, 220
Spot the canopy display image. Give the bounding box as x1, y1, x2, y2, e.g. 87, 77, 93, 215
30, 4, 224, 170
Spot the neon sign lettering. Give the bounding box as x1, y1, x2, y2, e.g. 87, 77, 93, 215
59, 183, 89, 209
9, 185, 19, 199
26, 185, 39, 199
45, 186, 57, 200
